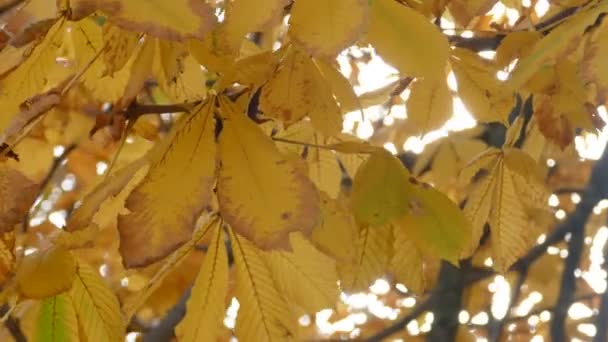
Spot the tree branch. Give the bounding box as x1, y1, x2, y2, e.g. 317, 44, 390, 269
123, 101, 199, 120
488, 268, 528, 341
360, 294, 436, 342
427, 261, 466, 342
550, 145, 608, 341
594, 235, 608, 342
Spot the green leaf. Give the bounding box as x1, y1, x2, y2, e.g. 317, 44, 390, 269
35, 294, 79, 342
394, 183, 472, 264
352, 150, 411, 226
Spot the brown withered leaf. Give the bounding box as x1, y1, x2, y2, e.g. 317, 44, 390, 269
0, 165, 38, 233
67, 0, 217, 41
118, 100, 217, 268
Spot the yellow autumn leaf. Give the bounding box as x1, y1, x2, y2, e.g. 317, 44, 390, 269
66, 158, 147, 232
70, 262, 125, 342
0, 19, 67, 135
216, 51, 279, 91
413, 127, 488, 190
394, 181, 472, 264
342, 224, 392, 292
502, 147, 550, 213
289, 0, 368, 57
462, 149, 547, 271
223, 0, 287, 51
0, 44, 33, 77
462, 166, 498, 257
68, 17, 103, 70
35, 294, 79, 342
156, 39, 187, 83
307, 137, 343, 198
187, 28, 236, 73
154, 40, 207, 102
267, 233, 339, 313
71, 0, 217, 41
217, 97, 319, 250
118, 99, 217, 267
447, 0, 497, 27
176, 222, 228, 342
352, 150, 411, 226
117, 37, 156, 109
495, 31, 542, 69
259, 46, 343, 136
406, 77, 453, 135
102, 24, 139, 76
367, 0, 448, 79
390, 224, 425, 294
122, 217, 217, 320
314, 58, 361, 113
489, 160, 533, 272
507, 1, 608, 90
161, 54, 208, 102
450, 48, 514, 123
533, 94, 574, 149
16, 245, 77, 299
583, 19, 608, 102
230, 229, 296, 341
312, 193, 359, 267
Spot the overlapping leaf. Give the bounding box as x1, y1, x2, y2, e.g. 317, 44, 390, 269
70, 262, 125, 342
406, 77, 453, 135
289, 0, 368, 57
35, 294, 79, 342
176, 221, 228, 342
390, 224, 426, 294
267, 233, 339, 313
0, 165, 38, 232
342, 224, 392, 292
450, 48, 514, 123
69, 0, 217, 41
259, 46, 343, 136
122, 217, 217, 320
16, 245, 77, 299
507, 1, 608, 90
352, 150, 411, 226
217, 97, 319, 250
118, 99, 217, 267
312, 193, 359, 269
230, 229, 295, 341
223, 0, 287, 51
367, 0, 448, 79
462, 148, 549, 271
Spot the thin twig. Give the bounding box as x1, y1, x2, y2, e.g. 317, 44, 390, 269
22, 144, 76, 233
360, 295, 436, 342
0, 304, 25, 342
123, 102, 199, 119
488, 268, 528, 341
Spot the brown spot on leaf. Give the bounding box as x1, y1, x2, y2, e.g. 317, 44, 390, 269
281, 212, 292, 220
408, 200, 425, 216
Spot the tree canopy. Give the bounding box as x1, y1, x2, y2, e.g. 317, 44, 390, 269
0, 0, 608, 341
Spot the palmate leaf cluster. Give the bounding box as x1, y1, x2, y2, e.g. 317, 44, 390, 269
0, 0, 606, 340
